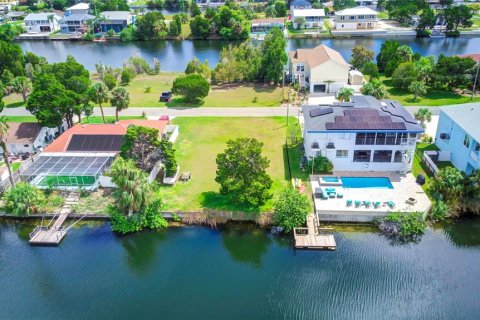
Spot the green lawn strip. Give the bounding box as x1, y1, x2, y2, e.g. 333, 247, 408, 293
3, 93, 26, 108
5, 116, 38, 123
381, 77, 480, 106
81, 116, 145, 124
91, 73, 283, 108
11, 162, 21, 172
158, 116, 301, 212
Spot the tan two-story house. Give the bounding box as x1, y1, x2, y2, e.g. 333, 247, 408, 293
334, 6, 379, 30
288, 44, 350, 93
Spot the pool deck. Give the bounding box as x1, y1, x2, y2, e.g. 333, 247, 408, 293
312, 172, 431, 222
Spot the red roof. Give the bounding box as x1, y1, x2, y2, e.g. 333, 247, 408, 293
457, 54, 480, 62
44, 120, 169, 152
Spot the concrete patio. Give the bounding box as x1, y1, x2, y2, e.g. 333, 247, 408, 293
311, 172, 431, 222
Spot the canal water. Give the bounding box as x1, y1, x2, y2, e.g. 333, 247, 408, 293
1, 219, 479, 319
17, 37, 480, 71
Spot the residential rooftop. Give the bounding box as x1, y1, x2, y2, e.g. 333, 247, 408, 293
289, 44, 349, 68
6, 122, 42, 144
440, 104, 480, 142
251, 18, 285, 25
302, 95, 424, 133
66, 3, 89, 11
292, 9, 325, 17
335, 6, 379, 15
60, 13, 95, 22
24, 12, 61, 21
99, 11, 131, 20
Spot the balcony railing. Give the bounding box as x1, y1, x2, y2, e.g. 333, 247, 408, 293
470, 150, 479, 163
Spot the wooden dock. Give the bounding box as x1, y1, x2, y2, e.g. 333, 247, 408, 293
29, 192, 79, 246
293, 214, 336, 250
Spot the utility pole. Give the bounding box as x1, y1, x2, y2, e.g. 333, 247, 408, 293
472, 61, 480, 101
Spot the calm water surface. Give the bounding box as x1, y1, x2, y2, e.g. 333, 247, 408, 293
1, 219, 480, 319
17, 37, 480, 71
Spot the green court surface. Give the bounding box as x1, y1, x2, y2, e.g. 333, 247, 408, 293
38, 176, 96, 187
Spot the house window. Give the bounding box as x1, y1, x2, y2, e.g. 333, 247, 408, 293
311, 142, 319, 149
464, 134, 471, 148
296, 64, 305, 72
24, 144, 29, 147
340, 16, 345, 20
474, 142, 480, 153
375, 133, 386, 145
353, 150, 371, 162
336, 150, 348, 158
386, 133, 396, 145
355, 133, 366, 145
358, 15, 365, 19
350, 16, 355, 20
373, 150, 392, 162
394, 151, 404, 162
365, 133, 376, 145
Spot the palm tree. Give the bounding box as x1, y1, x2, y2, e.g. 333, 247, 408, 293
409, 81, 427, 101
414, 108, 432, 129
0, 116, 15, 187
337, 87, 354, 102
361, 78, 389, 99
110, 87, 130, 121
88, 82, 109, 123
109, 157, 151, 217
12, 76, 32, 102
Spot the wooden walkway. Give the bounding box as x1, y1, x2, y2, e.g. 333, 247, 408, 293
293, 214, 336, 250
29, 192, 80, 246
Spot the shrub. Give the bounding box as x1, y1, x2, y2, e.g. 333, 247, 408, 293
103, 73, 116, 91
430, 200, 449, 222
307, 155, 333, 174
273, 187, 310, 232
380, 211, 427, 240
3, 182, 46, 216
143, 199, 168, 229
109, 206, 143, 234
121, 68, 133, 85
171, 73, 210, 102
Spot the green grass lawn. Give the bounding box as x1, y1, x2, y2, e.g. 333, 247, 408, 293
3, 94, 26, 108
377, 11, 389, 20
4, 116, 38, 123
81, 116, 145, 124
11, 162, 21, 172
381, 78, 480, 106
158, 116, 303, 212
110, 73, 283, 108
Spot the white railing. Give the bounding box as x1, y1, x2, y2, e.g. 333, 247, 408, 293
470, 150, 478, 163
148, 160, 163, 184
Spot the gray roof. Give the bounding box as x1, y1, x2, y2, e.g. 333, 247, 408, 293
291, 0, 312, 6
60, 13, 95, 22
5, 11, 26, 18
24, 12, 61, 21
440, 104, 480, 142
302, 95, 424, 133
100, 11, 130, 21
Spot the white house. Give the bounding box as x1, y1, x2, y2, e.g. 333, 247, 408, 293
288, 44, 350, 93
60, 4, 93, 34
24, 12, 61, 33
334, 6, 379, 30
65, 2, 89, 15
3, 122, 59, 155
302, 96, 424, 172
292, 9, 325, 29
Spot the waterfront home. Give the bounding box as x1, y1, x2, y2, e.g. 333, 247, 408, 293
290, 0, 312, 10
334, 6, 379, 30
251, 18, 285, 33
288, 44, 350, 93
434, 105, 480, 175
354, 0, 377, 9
301, 95, 424, 171
98, 11, 133, 33
20, 119, 178, 189
3, 10, 25, 21
1, 122, 58, 155
24, 12, 61, 33
65, 2, 90, 15
60, 12, 94, 33
292, 9, 325, 29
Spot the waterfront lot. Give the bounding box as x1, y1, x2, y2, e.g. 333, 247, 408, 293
159, 116, 303, 212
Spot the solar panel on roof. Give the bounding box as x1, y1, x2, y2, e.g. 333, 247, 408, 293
67, 134, 125, 152
310, 107, 333, 118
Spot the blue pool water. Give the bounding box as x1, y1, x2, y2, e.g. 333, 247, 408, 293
341, 177, 394, 189
322, 177, 340, 183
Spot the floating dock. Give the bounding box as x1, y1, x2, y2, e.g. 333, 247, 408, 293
293, 214, 336, 250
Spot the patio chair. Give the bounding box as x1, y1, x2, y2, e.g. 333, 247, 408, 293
321, 191, 329, 200
346, 199, 353, 207
337, 192, 343, 198
354, 200, 361, 208
373, 201, 381, 209
328, 192, 336, 198
387, 201, 396, 209
364, 200, 371, 208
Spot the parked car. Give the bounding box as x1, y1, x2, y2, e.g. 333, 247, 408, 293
159, 91, 172, 102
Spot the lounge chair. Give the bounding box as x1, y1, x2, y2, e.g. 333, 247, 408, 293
373, 201, 381, 209
337, 192, 343, 198
321, 191, 329, 200
346, 200, 353, 207
328, 192, 336, 198
387, 201, 395, 208
354, 200, 361, 208
325, 188, 336, 193
364, 200, 371, 208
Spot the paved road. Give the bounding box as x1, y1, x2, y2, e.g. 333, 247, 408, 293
2, 102, 479, 118
1, 107, 292, 117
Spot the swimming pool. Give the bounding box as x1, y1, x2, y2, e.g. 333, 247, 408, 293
341, 177, 394, 189
322, 177, 340, 183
